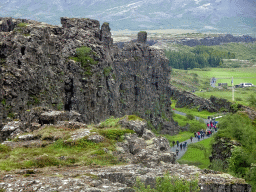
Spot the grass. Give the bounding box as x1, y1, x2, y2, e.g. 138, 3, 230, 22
0, 116, 137, 171
164, 131, 194, 144
171, 99, 217, 119
178, 137, 214, 169
171, 67, 256, 107
195, 88, 256, 106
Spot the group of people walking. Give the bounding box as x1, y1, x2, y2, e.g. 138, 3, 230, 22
173, 141, 188, 156
173, 116, 219, 157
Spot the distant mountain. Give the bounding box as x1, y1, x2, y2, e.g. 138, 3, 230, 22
0, 0, 255, 35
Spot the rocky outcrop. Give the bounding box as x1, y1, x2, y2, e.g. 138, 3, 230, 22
169, 85, 217, 112
115, 129, 175, 166
209, 137, 241, 170
169, 85, 246, 113
0, 163, 251, 191
0, 17, 174, 133
178, 34, 256, 47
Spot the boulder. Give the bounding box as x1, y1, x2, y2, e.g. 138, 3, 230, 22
119, 117, 146, 136
87, 134, 104, 143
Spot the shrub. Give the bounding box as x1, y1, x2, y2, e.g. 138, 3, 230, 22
133, 173, 200, 192
210, 159, 228, 172
98, 128, 134, 141
17, 22, 28, 27
99, 116, 120, 128
128, 115, 144, 121
248, 94, 256, 108
235, 97, 243, 101
0, 144, 11, 153
103, 66, 112, 77
228, 146, 251, 177
188, 121, 205, 133
186, 113, 195, 120
70, 46, 98, 76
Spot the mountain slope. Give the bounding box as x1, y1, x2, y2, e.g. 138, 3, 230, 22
0, 0, 255, 34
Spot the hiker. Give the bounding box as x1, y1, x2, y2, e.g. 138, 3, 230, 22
184, 141, 187, 147
180, 143, 183, 151
190, 136, 193, 142
177, 140, 179, 147
176, 148, 179, 156
172, 141, 175, 147
198, 134, 200, 141
183, 143, 186, 149
194, 132, 197, 138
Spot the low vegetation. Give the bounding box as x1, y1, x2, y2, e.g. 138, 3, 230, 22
69, 46, 98, 76
210, 113, 256, 190
133, 173, 200, 192
164, 131, 194, 144
178, 137, 214, 169
171, 99, 217, 119
0, 116, 136, 171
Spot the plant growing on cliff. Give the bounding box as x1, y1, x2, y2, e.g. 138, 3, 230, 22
17, 22, 28, 27
70, 46, 98, 76
103, 66, 112, 77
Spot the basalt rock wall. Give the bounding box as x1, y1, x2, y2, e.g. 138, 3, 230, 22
0, 17, 173, 131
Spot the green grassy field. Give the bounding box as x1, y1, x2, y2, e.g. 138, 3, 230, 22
178, 137, 214, 169
188, 67, 256, 86
171, 67, 256, 107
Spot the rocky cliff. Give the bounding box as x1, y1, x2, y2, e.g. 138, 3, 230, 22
0, 17, 175, 133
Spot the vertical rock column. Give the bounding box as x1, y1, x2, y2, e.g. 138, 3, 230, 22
137, 31, 147, 44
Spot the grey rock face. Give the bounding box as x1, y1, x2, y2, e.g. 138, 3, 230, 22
0, 17, 174, 135
137, 31, 147, 43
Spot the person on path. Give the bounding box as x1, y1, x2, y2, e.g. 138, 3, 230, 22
190, 136, 193, 142
172, 141, 175, 147
177, 141, 179, 148
198, 135, 200, 141
180, 143, 183, 151
184, 141, 187, 147
176, 148, 179, 156
183, 143, 186, 149
194, 132, 197, 138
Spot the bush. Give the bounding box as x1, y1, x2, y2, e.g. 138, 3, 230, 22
188, 121, 205, 133
133, 173, 200, 192
0, 144, 11, 153
228, 146, 251, 177
70, 46, 98, 76
99, 116, 120, 128
248, 94, 256, 108
210, 159, 228, 172
128, 115, 144, 121
98, 128, 134, 141
186, 113, 195, 120
17, 22, 28, 27
103, 66, 112, 77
